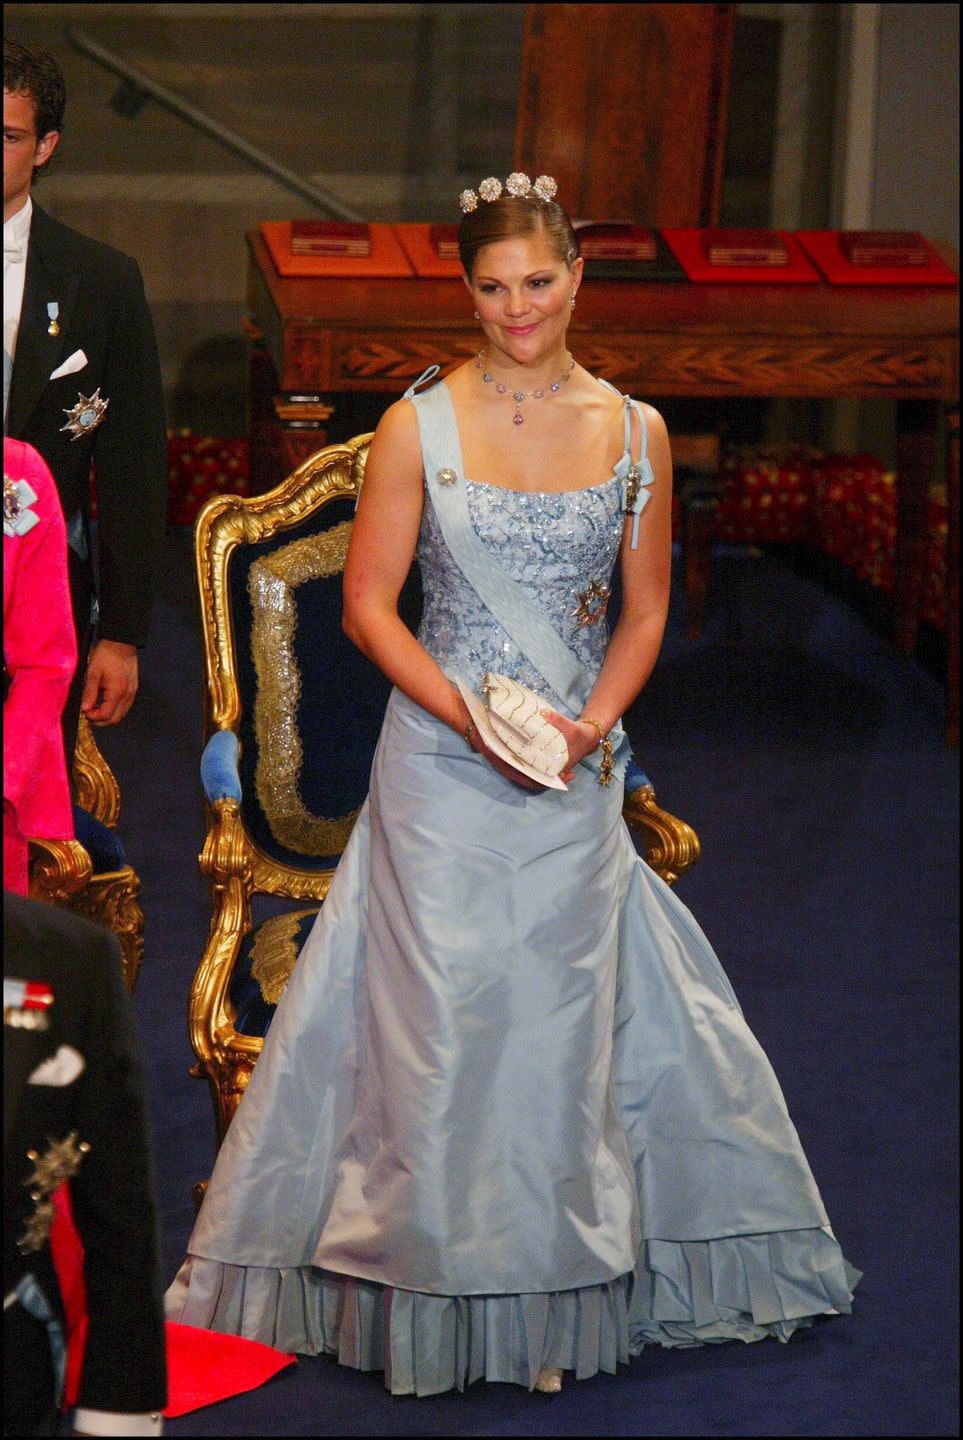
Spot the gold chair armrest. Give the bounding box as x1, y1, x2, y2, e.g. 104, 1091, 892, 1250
199, 797, 254, 892
623, 784, 701, 885
28, 838, 94, 905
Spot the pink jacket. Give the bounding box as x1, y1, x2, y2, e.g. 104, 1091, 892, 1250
3, 437, 77, 847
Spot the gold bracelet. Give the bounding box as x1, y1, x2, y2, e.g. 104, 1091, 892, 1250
579, 717, 606, 751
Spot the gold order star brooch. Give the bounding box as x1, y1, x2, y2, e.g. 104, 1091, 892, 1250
61, 388, 109, 442
18, 1132, 91, 1254
572, 579, 611, 628
597, 740, 615, 787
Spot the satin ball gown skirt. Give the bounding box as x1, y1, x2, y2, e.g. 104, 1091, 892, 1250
167, 689, 860, 1395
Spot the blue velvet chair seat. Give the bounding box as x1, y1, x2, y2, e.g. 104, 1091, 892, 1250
624, 757, 652, 794
72, 804, 126, 874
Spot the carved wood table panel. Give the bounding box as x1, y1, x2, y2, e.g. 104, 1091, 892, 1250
246, 230, 960, 743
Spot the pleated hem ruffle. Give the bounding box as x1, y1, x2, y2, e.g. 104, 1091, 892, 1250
630, 1227, 861, 1349
166, 1258, 630, 1395
166, 1226, 859, 1396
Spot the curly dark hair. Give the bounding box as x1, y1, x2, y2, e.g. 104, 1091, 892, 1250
4, 40, 66, 179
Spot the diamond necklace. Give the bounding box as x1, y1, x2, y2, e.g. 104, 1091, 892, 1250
474, 350, 575, 425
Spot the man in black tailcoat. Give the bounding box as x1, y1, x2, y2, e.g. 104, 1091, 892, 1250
4, 892, 166, 1436
3, 41, 167, 760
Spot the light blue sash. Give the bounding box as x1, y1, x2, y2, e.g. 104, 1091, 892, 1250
404, 371, 649, 779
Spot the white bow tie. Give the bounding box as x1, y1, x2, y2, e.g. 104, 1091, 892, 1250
4, 236, 26, 264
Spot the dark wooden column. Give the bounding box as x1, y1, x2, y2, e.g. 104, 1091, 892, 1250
513, 3, 734, 224
893, 401, 941, 657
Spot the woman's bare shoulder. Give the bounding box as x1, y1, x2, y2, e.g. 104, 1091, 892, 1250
366, 397, 424, 483
627, 400, 669, 464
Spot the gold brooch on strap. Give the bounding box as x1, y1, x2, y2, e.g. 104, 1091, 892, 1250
625, 462, 642, 512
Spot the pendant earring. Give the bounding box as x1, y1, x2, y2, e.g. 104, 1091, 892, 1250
570, 294, 577, 308
474, 309, 480, 320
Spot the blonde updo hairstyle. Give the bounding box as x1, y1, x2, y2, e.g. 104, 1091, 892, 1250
458, 195, 579, 281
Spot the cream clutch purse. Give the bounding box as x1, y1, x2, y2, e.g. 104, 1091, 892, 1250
455, 673, 569, 790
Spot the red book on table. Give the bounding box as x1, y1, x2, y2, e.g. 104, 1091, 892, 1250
838, 230, 930, 266
796, 231, 958, 286
290, 220, 371, 256
261, 221, 412, 277
703, 228, 789, 266
661, 229, 820, 283
574, 222, 658, 261
428, 223, 460, 259
394, 224, 463, 277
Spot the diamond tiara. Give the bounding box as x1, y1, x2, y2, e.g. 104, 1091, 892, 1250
459, 173, 558, 213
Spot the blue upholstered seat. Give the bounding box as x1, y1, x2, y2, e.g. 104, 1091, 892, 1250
72, 804, 126, 873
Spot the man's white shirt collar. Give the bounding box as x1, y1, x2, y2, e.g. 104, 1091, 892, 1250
3, 194, 33, 256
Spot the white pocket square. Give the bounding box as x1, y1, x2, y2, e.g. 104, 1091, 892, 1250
28, 1045, 86, 1087
49, 349, 88, 382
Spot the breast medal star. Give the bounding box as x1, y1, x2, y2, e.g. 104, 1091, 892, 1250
572, 578, 611, 628
18, 1131, 91, 1253
61, 388, 109, 441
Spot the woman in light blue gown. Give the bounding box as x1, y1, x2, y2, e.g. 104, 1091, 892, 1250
167, 176, 859, 1396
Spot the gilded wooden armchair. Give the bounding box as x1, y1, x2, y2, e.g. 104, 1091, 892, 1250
28, 716, 145, 992
190, 435, 700, 1150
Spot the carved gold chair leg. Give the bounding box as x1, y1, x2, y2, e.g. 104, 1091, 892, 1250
189, 1051, 258, 1153
190, 796, 260, 1163
69, 868, 145, 994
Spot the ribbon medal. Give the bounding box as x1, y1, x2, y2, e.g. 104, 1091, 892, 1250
4, 977, 54, 1030
61, 387, 109, 442
46, 301, 60, 336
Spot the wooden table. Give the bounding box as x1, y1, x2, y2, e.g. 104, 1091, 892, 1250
245, 230, 960, 743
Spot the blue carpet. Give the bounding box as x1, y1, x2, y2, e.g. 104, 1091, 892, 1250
95, 536, 959, 1436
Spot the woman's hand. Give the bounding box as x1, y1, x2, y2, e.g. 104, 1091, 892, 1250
541, 710, 600, 784
467, 725, 547, 792
464, 710, 599, 792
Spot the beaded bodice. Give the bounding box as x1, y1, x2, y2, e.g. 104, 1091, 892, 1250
416, 474, 624, 703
